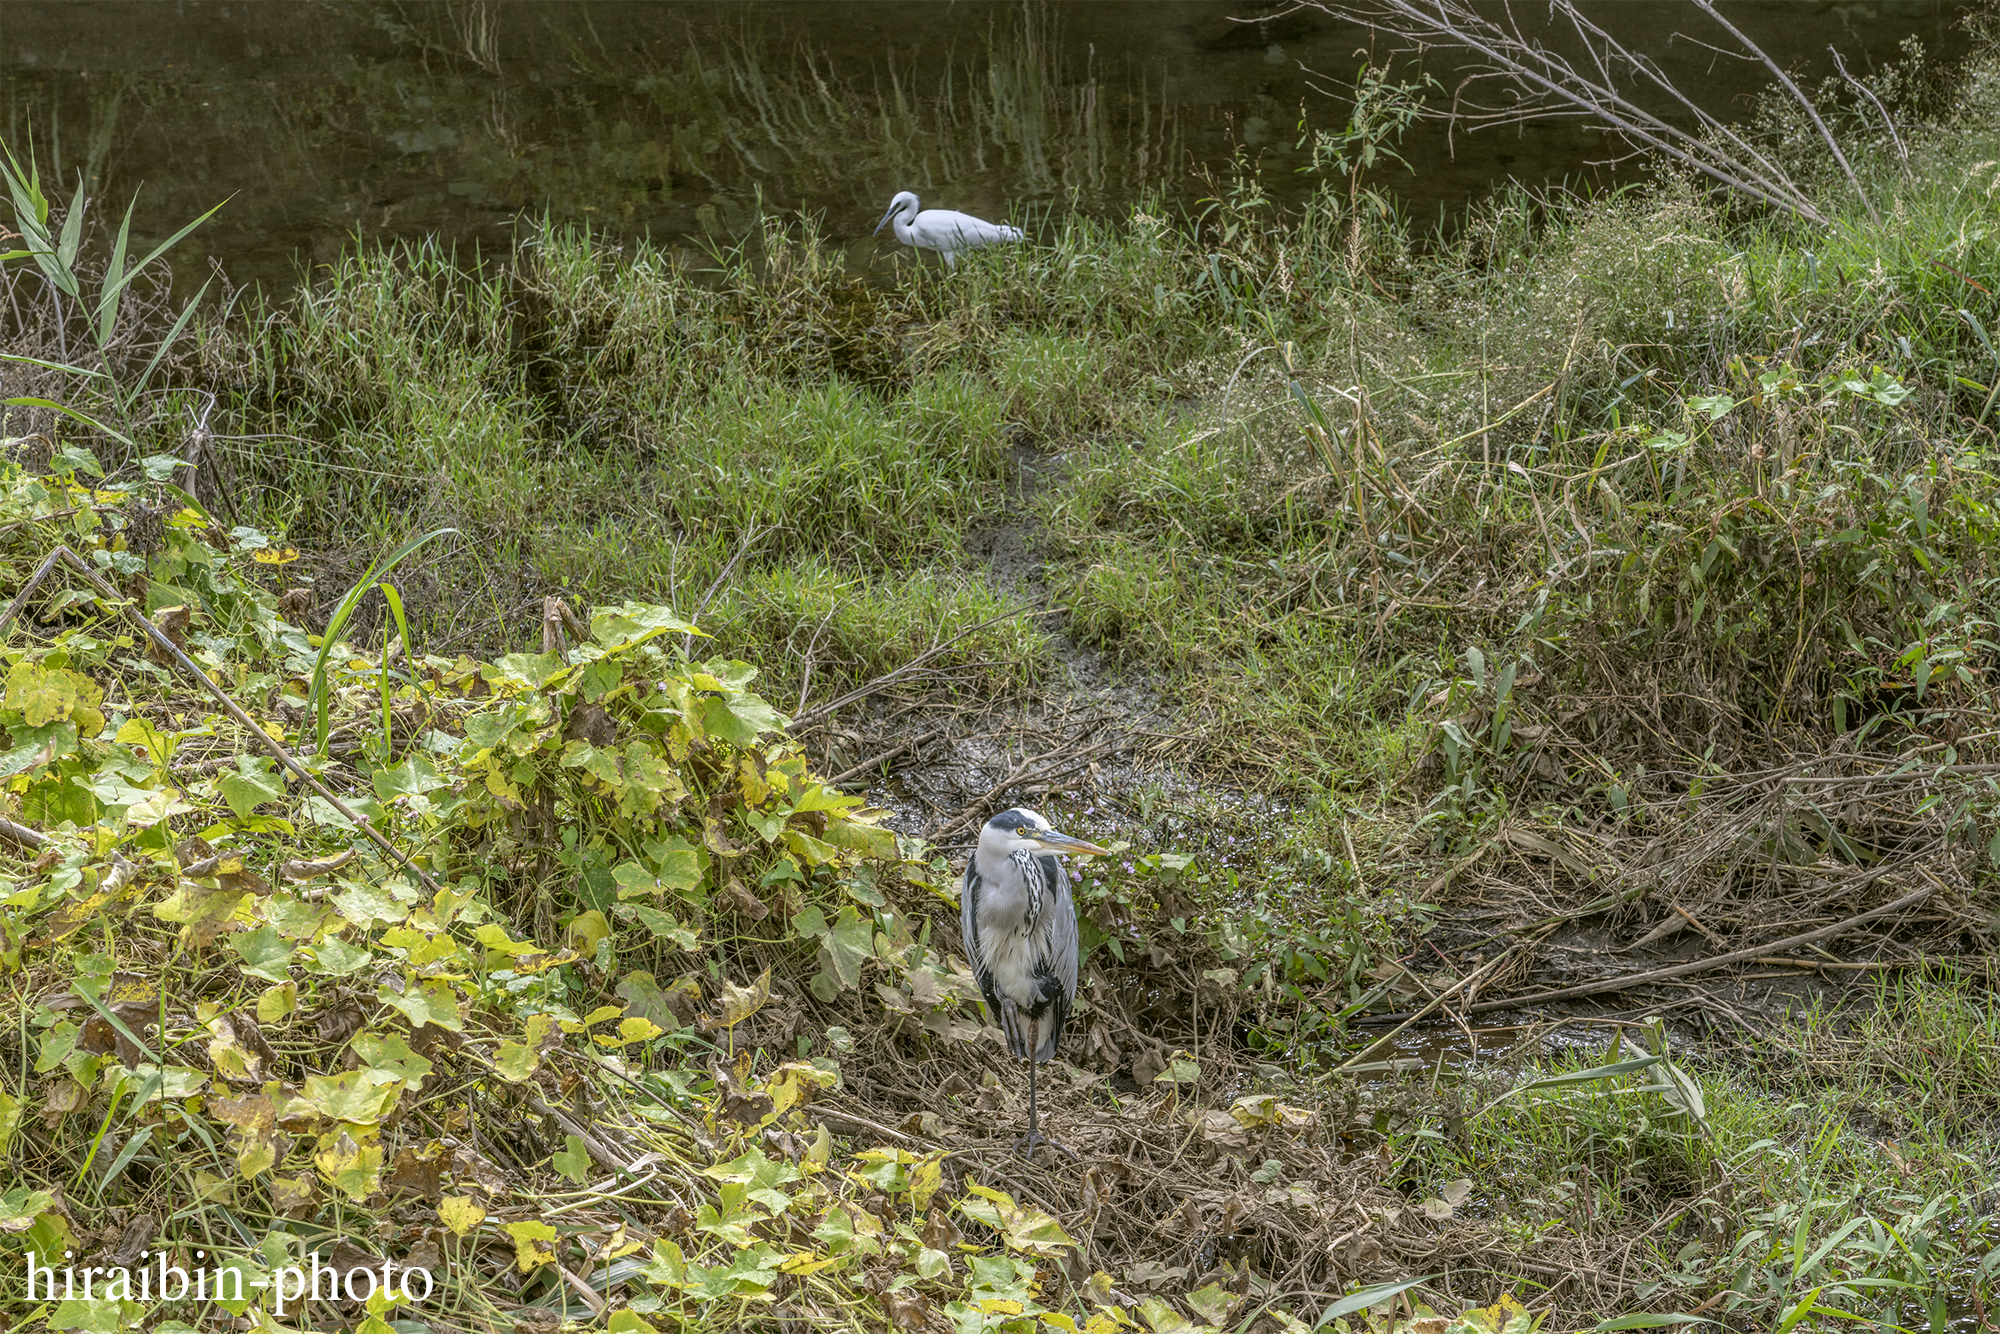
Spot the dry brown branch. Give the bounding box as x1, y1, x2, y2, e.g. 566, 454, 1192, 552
1464, 872, 1937, 1015
789, 603, 1051, 733
0, 814, 47, 849
933, 733, 1123, 838
1308, 0, 1855, 223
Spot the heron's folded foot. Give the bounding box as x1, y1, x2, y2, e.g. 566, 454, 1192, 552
1011, 1130, 1078, 1162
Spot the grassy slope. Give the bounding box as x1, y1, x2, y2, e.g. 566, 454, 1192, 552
5, 36, 2000, 1334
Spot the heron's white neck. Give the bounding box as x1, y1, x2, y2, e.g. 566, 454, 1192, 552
973, 841, 1024, 890
890, 203, 918, 247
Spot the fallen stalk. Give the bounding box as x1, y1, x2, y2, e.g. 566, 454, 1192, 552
828, 728, 946, 787
933, 734, 1121, 838
1461, 874, 1937, 1015
0, 814, 47, 849
789, 602, 1052, 733
1334, 945, 1530, 1071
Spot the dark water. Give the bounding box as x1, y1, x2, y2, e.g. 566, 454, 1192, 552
0, 1, 1976, 292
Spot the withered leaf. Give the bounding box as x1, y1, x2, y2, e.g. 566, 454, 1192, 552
270, 1173, 318, 1218
386, 1143, 449, 1202
920, 1208, 962, 1252
280, 849, 355, 882
98, 1214, 155, 1269
720, 875, 769, 920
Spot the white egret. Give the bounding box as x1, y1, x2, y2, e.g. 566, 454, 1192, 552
873, 191, 1023, 267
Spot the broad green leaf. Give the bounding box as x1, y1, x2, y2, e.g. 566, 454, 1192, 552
817, 906, 873, 993
330, 880, 406, 928
504, 1220, 559, 1272
492, 1040, 539, 1083
314, 1125, 384, 1200
818, 818, 898, 859
590, 601, 699, 652
628, 904, 699, 950
350, 1032, 434, 1089
217, 754, 286, 819
256, 981, 297, 1022
473, 923, 543, 958
552, 1134, 590, 1184
959, 1182, 1077, 1255
370, 753, 448, 801
699, 692, 785, 747
0, 1185, 55, 1233
304, 935, 372, 976
567, 909, 610, 952
438, 1195, 485, 1236
230, 923, 296, 983
377, 978, 463, 1031
303, 1071, 399, 1124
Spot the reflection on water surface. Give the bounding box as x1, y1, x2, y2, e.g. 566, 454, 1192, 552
0, 2, 1974, 288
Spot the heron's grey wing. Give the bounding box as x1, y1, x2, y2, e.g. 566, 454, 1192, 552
961, 862, 999, 1013
1029, 854, 1080, 1063
1050, 858, 1080, 1006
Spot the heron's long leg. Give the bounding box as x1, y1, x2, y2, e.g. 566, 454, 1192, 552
1027, 1054, 1039, 1144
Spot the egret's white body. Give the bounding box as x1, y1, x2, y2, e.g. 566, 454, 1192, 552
874, 191, 1023, 266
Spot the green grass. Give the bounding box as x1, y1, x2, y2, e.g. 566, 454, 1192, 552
1381, 972, 2000, 1325
12, 29, 2000, 1334
176, 97, 2000, 796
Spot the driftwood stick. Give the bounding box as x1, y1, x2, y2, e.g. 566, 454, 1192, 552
1462, 876, 1938, 1016
0, 814, 48, 850
0, 545, 70, 640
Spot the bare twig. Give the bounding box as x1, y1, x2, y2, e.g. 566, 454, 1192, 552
1463, 873, 1936, 1015
1689, 0, 1875, 220
933, 733, 1121, 838
0, 815, 48, 849
682, 522, 766, 657
0, 545, 71, 640
1829, 47, 1909, 176
788, 602, 1052, 733
1335, 945, 1533, 1072
1310, 0, 1845, 223
828, 728, 946, 787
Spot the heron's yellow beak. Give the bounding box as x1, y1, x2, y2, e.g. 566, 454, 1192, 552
1033, 829, 1110, 858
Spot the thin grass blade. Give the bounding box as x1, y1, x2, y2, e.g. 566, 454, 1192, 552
131, 274, 214, 402
97, 193, 138, 347
308, 528, 457, 755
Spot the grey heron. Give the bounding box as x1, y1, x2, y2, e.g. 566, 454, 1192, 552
873, 191, 1024, 267
961, 807, 1108, 1156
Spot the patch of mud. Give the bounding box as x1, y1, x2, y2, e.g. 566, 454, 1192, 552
823, 438, 1174, 845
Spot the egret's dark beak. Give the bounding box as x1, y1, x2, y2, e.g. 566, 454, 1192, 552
873, 205, 897, 235
1033, 829, 1110, 858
